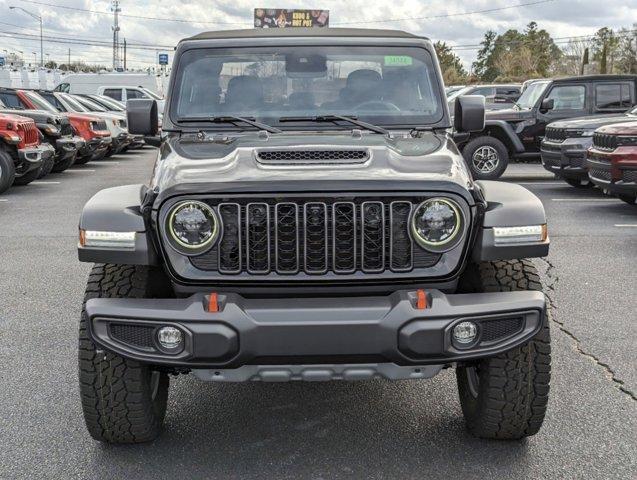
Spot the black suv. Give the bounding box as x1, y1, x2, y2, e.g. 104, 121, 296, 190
458, 75, 637, 179
76, 28, 552, 444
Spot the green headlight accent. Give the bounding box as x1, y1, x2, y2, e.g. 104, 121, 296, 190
166, 200, 219, 252
411, 198, 463, 251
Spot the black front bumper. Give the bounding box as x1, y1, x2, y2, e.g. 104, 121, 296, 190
54, 135, 85, 162
85, 289, 546, 369
16, 143, 55, 174
587, 157, 637, 196
111, 133, 132, 152
541, 137, 592, 179
79, 136, 112, 157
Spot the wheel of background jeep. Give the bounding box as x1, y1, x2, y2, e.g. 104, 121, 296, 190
51, 153, 77, 173
456, 259, 551, 440
563, 177, 593, 188
37, 153, 55, 178
0, 148, 16, 194
462, 136, 509, 180
618, 194, 636, 205
12, 164, 41, 186
73, 154, 91, 165
78, 264, 173, 444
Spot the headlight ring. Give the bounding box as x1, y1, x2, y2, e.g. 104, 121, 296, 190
410, 197, 465, 253
165, 200, 220, 255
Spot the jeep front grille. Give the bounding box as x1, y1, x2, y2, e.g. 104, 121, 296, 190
593, 133, 618, 151
189, 198, 443, 276
256, 149, 369, 165
545, 127, 566, 142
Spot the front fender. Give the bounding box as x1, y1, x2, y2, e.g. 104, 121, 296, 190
484, 120, 526, 153
78, 184, 158, 265
472, 180, 549, 261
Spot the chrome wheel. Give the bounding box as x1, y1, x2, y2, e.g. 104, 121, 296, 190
472, 146, 499, 173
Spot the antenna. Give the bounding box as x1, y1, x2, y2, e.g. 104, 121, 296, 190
111, 0, 121, 71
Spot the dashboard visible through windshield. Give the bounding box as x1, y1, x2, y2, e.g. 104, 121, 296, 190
171, 46, 444, 129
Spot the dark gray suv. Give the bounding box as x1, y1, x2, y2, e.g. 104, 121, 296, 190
76, 28, 552, 444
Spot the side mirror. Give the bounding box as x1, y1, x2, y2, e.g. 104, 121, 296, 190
540, 98, 554, 112
127, 99, 158, 136
454, 95, 485, 133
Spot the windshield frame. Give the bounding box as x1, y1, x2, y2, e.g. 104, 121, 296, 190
23, 91, 59, 114
167, 41, 449, 132
514, 80, 551, 110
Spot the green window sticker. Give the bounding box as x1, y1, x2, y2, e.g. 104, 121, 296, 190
384, 55, 413, 66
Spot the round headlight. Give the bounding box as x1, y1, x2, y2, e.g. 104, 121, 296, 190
411, 198, 464, 252
166, 200, 219, 255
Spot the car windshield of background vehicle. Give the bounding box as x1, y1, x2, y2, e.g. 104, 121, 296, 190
172, 46, 444, 128
75, 96, 108, 112
61, 93, 90, 113
23, 91, 59, 114
515, 80, 550, 109
93, 96, 125, 111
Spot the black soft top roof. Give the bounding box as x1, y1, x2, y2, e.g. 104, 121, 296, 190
184, 27, 426, 42
553, 74, 637, 83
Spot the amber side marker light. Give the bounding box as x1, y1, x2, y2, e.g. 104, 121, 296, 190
416, 289, 428, 310
207, 292, 219, 313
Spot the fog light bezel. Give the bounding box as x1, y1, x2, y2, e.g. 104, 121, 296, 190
451, 320, 479, 349
156, 325, 185, 354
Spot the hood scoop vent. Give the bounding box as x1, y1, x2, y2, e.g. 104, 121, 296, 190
256, 149, 370, 165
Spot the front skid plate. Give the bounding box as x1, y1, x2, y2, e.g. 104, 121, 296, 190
193, 363, 444, 382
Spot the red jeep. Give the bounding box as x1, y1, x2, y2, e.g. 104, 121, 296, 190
587, 121, 637, 205
0, 112, 55, 194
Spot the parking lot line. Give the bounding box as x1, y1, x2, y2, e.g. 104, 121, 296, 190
0, 198, 7, 202
30, 181, 61, 185
615, 224, 637, 227
551, 198, 618, 202
518, 182, 568, 186
67, 169, 96, 173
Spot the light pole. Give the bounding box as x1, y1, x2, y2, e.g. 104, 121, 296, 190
9, 6, 43, 67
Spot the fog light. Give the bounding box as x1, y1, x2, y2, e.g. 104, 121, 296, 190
453, 321, 478, 345
157, 326, 183, 351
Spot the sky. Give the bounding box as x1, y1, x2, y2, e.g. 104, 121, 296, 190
0, 0, 635, 70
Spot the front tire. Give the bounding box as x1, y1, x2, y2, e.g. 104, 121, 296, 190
13, 165, 41, 186
456, 260, 551, 440
37, 153, 55, 178
51, 153, 77, 173
563, 177, 593, 188
0, 148, 16, 194
78, 264, 170, 444
462, 136, 509, 180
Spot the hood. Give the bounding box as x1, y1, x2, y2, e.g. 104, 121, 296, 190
152, 131, 474, 203
0, 108, 59, 124
64, 112, 101, 123
597, 120, 637, 135
549, 113, 635, 130
0, 112, 35, 124
485, 107, 533, 121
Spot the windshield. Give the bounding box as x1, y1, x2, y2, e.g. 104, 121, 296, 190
171, 46, 444, 128
60, 93, 89, 113
75, 96, 107, 112
92, 95, 125, 111
24, 91, 58, 114
515, 81, 550, 109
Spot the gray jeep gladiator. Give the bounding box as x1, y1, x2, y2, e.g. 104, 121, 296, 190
77, 28, 551, 444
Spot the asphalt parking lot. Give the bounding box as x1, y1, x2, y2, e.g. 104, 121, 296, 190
0, 150, 635, 480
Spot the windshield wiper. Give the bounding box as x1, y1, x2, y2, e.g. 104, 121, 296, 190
178, 115, 281, 134
279, 114, 390, 136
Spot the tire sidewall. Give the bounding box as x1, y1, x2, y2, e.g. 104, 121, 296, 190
463, 137, 509, 180
0, 148, 16, 194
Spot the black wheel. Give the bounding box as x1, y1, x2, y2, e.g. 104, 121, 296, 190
462, 136, 509, 180
37, 153, 55, 178
456, 260, 551, 440
0, 148, 16, 194
13, 165, 41, 186
618, 194, 636, 205
78, 264, 172, 444
74, 154, 92, 165
51, 153, 77, 173
563, 177, 593, 188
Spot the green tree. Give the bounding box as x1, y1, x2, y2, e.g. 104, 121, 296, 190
592, 27, 620, 74
473, 30, 498, 80
434, 41, 467, 84
616, 28, 637, 74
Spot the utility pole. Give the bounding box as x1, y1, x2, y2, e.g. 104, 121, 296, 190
123, 38, 127, 71
111, 0, 121, 71
68, 48, 71, 68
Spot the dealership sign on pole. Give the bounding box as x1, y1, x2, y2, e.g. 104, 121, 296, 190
254, 9, 329, 28
158, 53, 169, 65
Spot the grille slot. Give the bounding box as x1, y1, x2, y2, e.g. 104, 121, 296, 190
110, 324, 155, 349
16, 122, 39, 146
257, 149, 369, 165
593, 133, 618, 151
189, 198, 445, 276
589, 167, 611, 182
545, 127, 566, 142
622, 170, 637, 183
480, 317, 524, 343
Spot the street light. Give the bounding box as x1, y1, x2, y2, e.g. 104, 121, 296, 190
9, 6, 43, 67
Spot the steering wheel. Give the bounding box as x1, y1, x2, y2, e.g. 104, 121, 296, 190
355, 100, 401, 112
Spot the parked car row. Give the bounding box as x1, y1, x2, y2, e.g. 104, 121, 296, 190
454, 74, 637, 189
447, 84, 522, 112
0, 88, 146, 194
